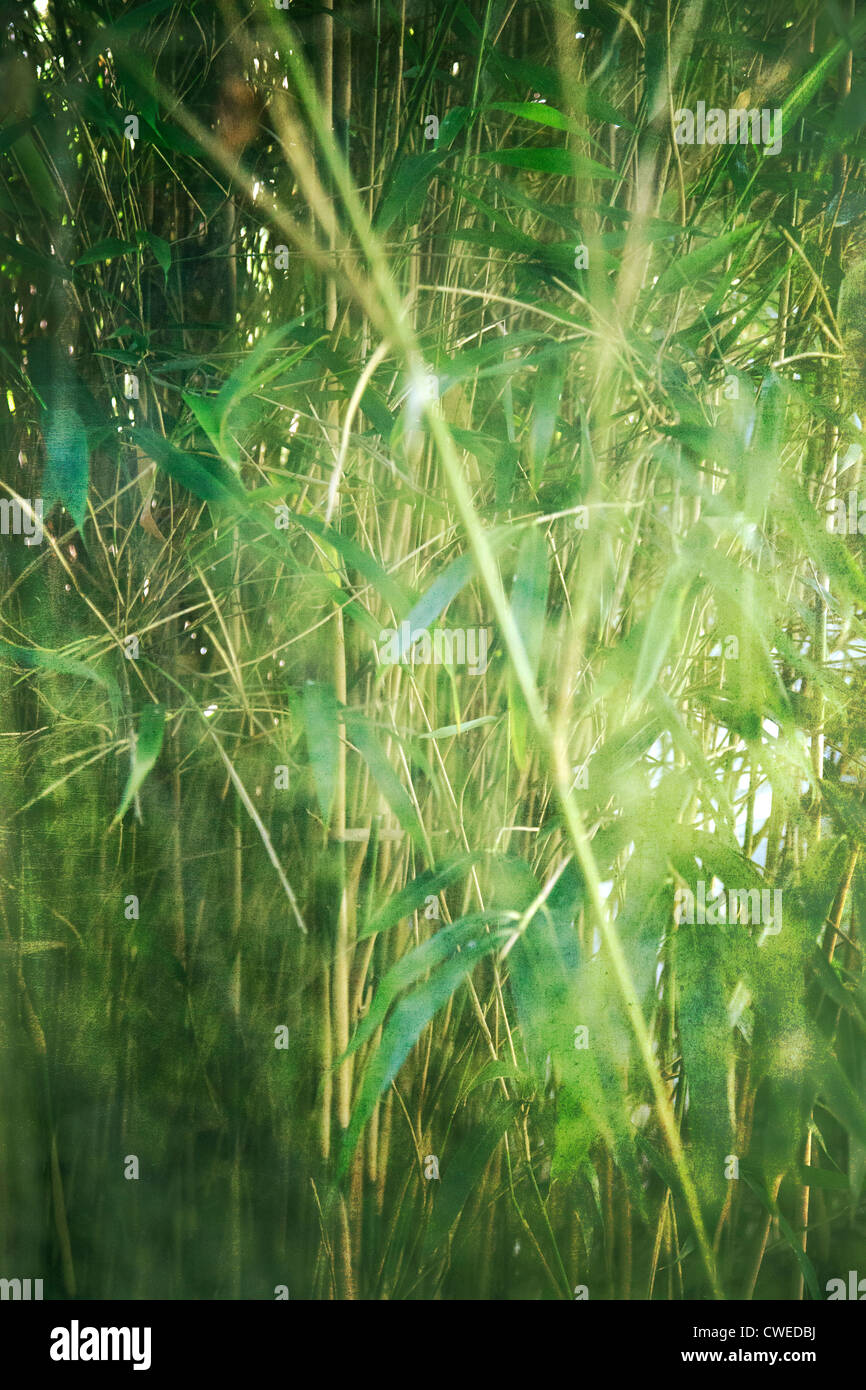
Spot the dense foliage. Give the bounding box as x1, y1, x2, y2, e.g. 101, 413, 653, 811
1, 0, 866, 1300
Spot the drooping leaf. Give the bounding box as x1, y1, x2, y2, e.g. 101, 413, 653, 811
0, 643, 121, 717
43, 405, 90, 533
301, 680, 339, 827
478, 147, 615, 179
338, 931, 510, 1177
287, 510, 410, 617
396, 552, 475, 660
342, 912, 511, 1060
129, 426, 247, 508
74, 237, 138, 268
654, 224, 761, 297
344, 712, 422, 842
375, 150, 451, 231
114, 704, 166, 824
508, 526, 549, 766
421, 1098, 520, 1256
362, 855, 479, 939
632, 561, 692, 704
136, 229, 171, 285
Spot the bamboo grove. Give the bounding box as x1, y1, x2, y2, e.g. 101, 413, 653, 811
1, 0, 866, 1301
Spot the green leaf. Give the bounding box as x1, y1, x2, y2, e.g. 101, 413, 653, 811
136, 229, 171, 285
361, 856, 479, 939
181, 391, 223, 456
301, 681, 339, 826
422, 1098, 520, 1255
436, 106, 472, 149
795, 1164, 848, 1192
654, 223, 761, 296
74, 237, 138, 268
528, 355, 566, 484
0, 643, 121, 718
741, 1173, 820, 1301
215, 322, 321, 431
43, 405, 90, 533
490, 53, 561, 102
508, 527, 549, 766
345, 712, 422, 842
375, 151, 451, 231
485, 101, 592, 141
129, 426, 247, 508
393, 526, 515, 663
781, 480, 866, 609
780, 10, 866, 134
0, 118, 35, 156
415, 715, 498, 739
814, 1048, 866, 1152
478, 148, 615, 179
343, 912, 510, 1061
396, 552, 475, 660
580, 87, 636, 131
10, 132, 61, 216
114, 704, 166, 824
287, 510, 410, 617
338, 931, 510, 1177
632, 561, 691, 704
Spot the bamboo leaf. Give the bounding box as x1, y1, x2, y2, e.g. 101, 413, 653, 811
136, 229, 171, 285
343, 912, 511, 1059
0, 643, 121, 717
478, 148, 615, 179
74, 238, 139, 268
338, 932, 510, 1177
114, 704, 166, 824
43, 405, 90, 533
287, 510, 410, 617
361, 856, 479, 939
395, 552, 475, 660
344, 712, 422, 842
654, 224, 761, 296
128, 426, 247, 508
780, 11, 866, 133
422, 1098, 520, 1255
508, 527, 549, 766
301, 681, 339, 827
632, 562, 691, 704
